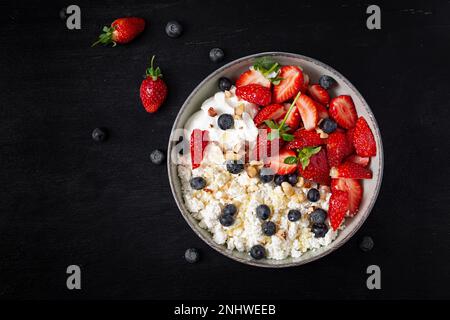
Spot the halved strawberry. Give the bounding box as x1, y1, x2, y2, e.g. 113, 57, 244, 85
330, 161, 373, 179
326, 132, 352, 167
300, 73, 309, 93
286, 129, 323, 150
331, 178, 362, 215
329, 190, 349, 230
353, 116, 377, 157
236, 84, 272, 106
314, 100, 329, 119
190, 129, 209, 169
273, 66, 303, 103
270, 148, 297, 175
329, 95, 357, 129
308, 84, 330, 105
345, 154, 370, 167
283, 103, 301, 131
296, 94, 318, 131
253, 104, 285, 126
346, 127, 355, 154
253, 127, 283, 163
236, 69, 271, 88
297, 149, 330, 185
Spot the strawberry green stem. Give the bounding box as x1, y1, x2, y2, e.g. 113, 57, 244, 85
145, 55, 163, 81
278, 91, 301, 130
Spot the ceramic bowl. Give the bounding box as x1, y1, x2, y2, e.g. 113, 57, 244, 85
167, 52, 383, 267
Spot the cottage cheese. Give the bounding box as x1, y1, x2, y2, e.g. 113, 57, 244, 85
177, 88, 342, 260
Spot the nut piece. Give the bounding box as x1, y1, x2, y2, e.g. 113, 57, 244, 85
224, 90, 232, 98
208, 107, 217, 117
246, 166, 258, 178
235, 103, 245, 116
296, 176, 305, 188
276, 229, 287, 240
319, 132, 329, 139
296, 192, 306, 202
281, 182, 295, 196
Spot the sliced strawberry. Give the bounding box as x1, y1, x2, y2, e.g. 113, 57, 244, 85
345, 154, 370, 167
329, 95, 358, 129
308, 84, 330, 105
273, 66, 303, 103
236, 84, 271, 106
326, 132, 352, 167
331, 178, 362, 215
283, 103, 301, 131
346, 127, 355, 154
353, 116, 377, 157
253, 104, 285, 126
300, 73, 309, 93
297, 149, 330, 185
330, 161, 373, 179
314, 100, 329, 119
190, 129, 209, 169
329, 190, 349, 230
253, 127, 283, 163
286, 129, 324, 150
236, 69, 271, 88
270, 148, 297, 175
296, 94, 318, 131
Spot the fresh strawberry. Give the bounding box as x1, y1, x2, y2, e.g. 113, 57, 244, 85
297, 149, 330, 185
330, 161, 373, 179
314, 101, 329, 119
253, 128, 283, 162
236, 69, 271, 88
236, 84, 271, 106
273, 66, 303, 103
253, 104, 285, 126
283, 103, 301, 131
92, 17, 145, 46
329, 190, 349, 230
296, 94, 318, 131
346, 127, 355, 153
332, 178, 362, 215
140, 56, 168, 113
286, 129, 323, 150
270, 148, 298, 175
329, 95, 358, 129
190, 129, 209, 169
300, 73, 309, 93
308, 84, 330, 105
345, 154, 370, 167
353, 116, 377, 157
326, 132, 352, 167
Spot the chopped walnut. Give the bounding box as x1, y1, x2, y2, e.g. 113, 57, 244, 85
208, 107, 217, 117
246, 166, 258, 178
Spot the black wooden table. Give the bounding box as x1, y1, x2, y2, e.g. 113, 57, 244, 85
0, 0, 449, 299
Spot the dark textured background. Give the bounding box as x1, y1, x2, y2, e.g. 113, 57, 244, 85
0, 0, 449, 299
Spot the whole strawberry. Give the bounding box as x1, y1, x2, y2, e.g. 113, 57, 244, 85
92, 17, 145, 46
140, 56, 168, 113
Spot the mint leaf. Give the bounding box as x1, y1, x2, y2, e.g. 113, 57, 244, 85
264, 120, 278, 129
281, 133, 294, 141
267, 130, 279, 141
284, 156, 298, 165
298, 146, 322, 170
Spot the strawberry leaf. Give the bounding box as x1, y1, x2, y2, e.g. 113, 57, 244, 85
298, 146, 321, 170
284, 156, 298, 164
281, 133, 294, 141
264, 120, 279, 130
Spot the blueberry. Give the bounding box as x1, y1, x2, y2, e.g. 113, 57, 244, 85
256, 205, 271, 220
225, 160, 244, 174
312, 223, 328, 238
310, 208, 327, 224
319, 118, 337, 134
259, 168, 274, 183
288, 209, 301, 222
165, 21, 183, 38
209, 48, 224, 63
190, 177, 206, 190
218, 77, 232, 91
92, 127, 107, 142
274, 174, 287, 186
359, 236, 374, 252
319, 75, 337, 90
250, 245, 266, 260
287, 173, 298, 185
184, 248, 200, 263
150, 149, 165, 165
218, 114, 234, 130
307, 188, 320, 202
223, 204, 237, 216
262, 221, 276, 236
219, 213, 234, 227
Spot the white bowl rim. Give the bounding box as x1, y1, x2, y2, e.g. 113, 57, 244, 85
167, 51, 384, 268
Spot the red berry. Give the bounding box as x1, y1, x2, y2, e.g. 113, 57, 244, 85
236, 69, 271, 88
330, 161, 373, 179
296, 94, 318, 131
253, 104, 285, 126
286, 129, 324, 150
236, 84, 271, 106
298, 149, 330, 185
190, 129, 209, 169
331, 178, 362, 215
329, 95, 358, 129
308, 84, 330, 105
329, 190, 349, 230
92, 17, 145, 46
326, 132, 352, 167
273, 66, 303, 103
353, 116, 377, 157
139, 56, 168, 113
270, 148, 298, 175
